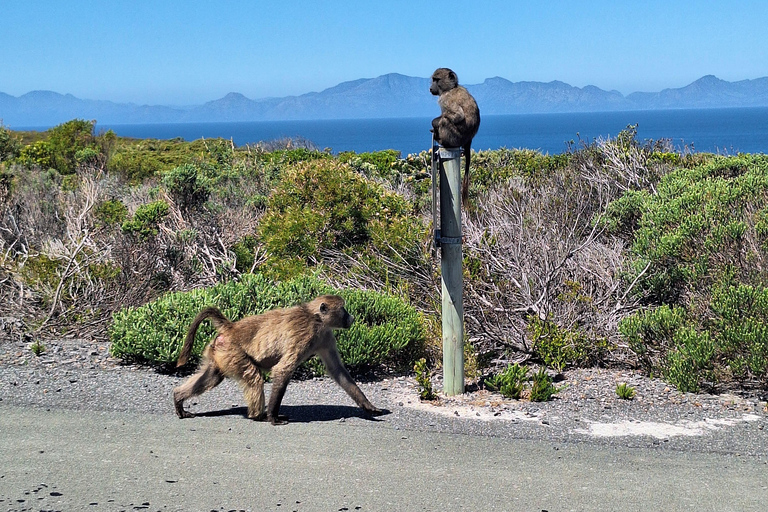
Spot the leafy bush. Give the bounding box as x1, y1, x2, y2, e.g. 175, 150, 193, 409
121, 200, 170, 239
528, 316, 610, 371
414, 358, 437, 400
231, 235, 259, 273
608, 155, 768, 302
471, 148, 569, 191
94, 199, 129, 227
484, 363, 530, 399
162, 163, 212, 210
107, 148, 164, 182
338, 150, 402, 180
109, 273, 425, 371
613, 154, 768, 391
0, 125, 21, 162
529, 368, 563, 402
257, 159, 425, 279
17, 140, 54, 169
46, 119, 99, 174
484, 364, 562, 401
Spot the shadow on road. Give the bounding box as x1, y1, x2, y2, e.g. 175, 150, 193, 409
191, 404, 391, 423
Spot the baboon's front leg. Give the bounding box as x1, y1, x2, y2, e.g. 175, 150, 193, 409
318, 348, 383, 415
173, 361, 224, 418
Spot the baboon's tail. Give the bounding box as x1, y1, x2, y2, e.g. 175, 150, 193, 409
176, 307, 232, 367
461, 141, 472, 206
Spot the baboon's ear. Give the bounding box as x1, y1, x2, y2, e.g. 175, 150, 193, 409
319, 302, 328, 313
449, 70, 457, 82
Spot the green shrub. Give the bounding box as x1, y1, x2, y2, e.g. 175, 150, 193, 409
257, 159, 425, 280
613, 155, 768, 391
471, 148, 570, 192
17, 140, 54, 169
710, 283, 768, 379
108, 273, 425, 371
611, 155, 768, 302
231, 235, 259, 273
121, 200, 170, 239
528, 316, 610, 371
162, 163, 212, 210
338, 150, 402, 180
619, 306, 714, 392
414, 358, 437, 400
0, 125, 21, 162
107, 148, 164, 182
94, 199, 129, 227
618, 304, 688, 370
485, 363, 530, 399
46, 119, 98, 174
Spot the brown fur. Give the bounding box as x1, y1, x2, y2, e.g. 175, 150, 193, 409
430, 67, 481, 205
173, 295, 383, 425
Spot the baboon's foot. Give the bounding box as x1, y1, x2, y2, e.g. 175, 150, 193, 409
176, 408, 196, 419
248, 410, 266, 421
174, 401, 196, 419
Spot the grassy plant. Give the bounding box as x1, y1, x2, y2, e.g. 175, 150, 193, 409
414, 358, 437, 400
30, 340, 46, 356
529, 368, 563, 402
616, 382, 637, 400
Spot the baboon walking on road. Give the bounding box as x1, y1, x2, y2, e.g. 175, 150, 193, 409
430, 67, 481, 204
173, 295, 384, 425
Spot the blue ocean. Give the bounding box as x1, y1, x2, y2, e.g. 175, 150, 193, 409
95, 107, 768, 156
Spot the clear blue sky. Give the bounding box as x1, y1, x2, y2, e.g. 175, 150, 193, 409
2, 0, 767, 106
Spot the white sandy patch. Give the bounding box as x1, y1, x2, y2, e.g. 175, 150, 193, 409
391, 389, 542, 422
574, 414, 761, 439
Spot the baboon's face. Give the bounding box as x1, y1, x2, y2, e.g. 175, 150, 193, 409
316, 296, 354, 329
340, 307, 354, 329
430, 68, 458, 96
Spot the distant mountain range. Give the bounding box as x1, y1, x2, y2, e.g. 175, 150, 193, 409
2, 73, 768, 127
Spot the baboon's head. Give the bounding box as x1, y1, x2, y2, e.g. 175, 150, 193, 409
430, 67, 458, 96
311, 295, 354, 329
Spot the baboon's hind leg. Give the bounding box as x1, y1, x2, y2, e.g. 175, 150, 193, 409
173, 361, 224, 418
241, 364, 266, 420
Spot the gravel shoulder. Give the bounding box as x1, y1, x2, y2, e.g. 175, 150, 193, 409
2, 334, 768, 457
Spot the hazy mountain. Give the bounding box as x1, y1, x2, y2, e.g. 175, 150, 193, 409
467, 77, 628, 113
2, 73, 768, 127
0, 90, 185, 126
182, 74, 434, 121
627, 75, 768, 109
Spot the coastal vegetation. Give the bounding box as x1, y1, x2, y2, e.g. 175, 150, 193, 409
1, 119, 767, 396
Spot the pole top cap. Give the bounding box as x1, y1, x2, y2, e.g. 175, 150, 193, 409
438, 147, 462, 159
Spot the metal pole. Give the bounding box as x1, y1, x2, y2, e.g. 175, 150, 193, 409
438, 147, 464, 396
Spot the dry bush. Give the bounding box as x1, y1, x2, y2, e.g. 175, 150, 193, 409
462, 131, 670, 368
0, 161, 263, 338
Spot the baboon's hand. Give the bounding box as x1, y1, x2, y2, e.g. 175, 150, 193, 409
268, 415, 289, 426
365, 406, 386, 416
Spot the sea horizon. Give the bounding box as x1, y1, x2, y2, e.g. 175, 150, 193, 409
16, 106, 768, 156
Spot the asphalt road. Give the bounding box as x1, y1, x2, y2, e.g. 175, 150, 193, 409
1, 404, 767, 512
